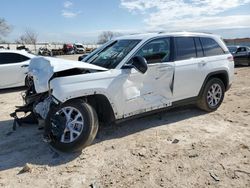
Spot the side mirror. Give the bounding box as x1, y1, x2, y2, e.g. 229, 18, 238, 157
130, 56, 148, 74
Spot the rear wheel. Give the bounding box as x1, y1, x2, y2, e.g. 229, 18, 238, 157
46, 99, 99, 152
197, 78, 225, 112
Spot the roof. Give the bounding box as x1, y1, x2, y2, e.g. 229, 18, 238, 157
0, 49, 35, 58
74, 43, 83, 45
115, 32, 221, 40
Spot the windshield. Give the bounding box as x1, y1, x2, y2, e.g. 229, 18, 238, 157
228, 46, 237, 53
86, 39, 141, 69
75, 45, 83, 48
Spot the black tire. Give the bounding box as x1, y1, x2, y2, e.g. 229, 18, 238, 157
197, 78, 225, 112
25, 75, 34, 88
46, 99, 99, 152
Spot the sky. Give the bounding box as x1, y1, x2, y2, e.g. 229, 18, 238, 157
1, 0, 250, 43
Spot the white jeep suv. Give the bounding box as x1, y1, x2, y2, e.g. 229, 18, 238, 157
12, 32, 234, 151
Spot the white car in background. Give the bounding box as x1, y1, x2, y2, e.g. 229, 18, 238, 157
73, 43, 85, 54
0, 50, 35, 89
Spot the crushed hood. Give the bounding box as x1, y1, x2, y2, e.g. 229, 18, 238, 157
29, 56, 107, 93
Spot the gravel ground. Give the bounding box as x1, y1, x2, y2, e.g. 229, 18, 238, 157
0, 55, 249, 188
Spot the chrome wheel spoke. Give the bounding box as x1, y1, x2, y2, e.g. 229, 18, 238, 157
56, 106, 84, 143
70, 130, 74, 142
61, 132, 66, 142
72, 129, 81, 136
207, 83, 222, 107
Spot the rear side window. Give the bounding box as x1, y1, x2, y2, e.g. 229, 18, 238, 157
200, 37, 224, 56
135, 38, 171, 64
175, 37, 196, 61
0, 53, 30, 64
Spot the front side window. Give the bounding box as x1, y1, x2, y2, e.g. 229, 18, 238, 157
134, 38, 171, 64
200, 37, 224, 56
175, 37, 196, 61
0, 53, 30, 64
88, 40, 140, 69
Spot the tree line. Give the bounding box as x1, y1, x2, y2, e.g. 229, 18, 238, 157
0, 17, 120, 45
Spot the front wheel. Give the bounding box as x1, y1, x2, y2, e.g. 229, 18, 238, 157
45, 99, 99, 152
197, 78, 225, 112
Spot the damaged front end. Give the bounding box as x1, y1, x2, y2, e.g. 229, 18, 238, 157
10, 80, 59, 137
10, 56, 108, 142
9, 57, 58, 133
10, 87, 65, 143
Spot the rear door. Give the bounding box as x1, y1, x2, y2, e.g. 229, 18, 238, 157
173, 37, 206, 100
0, 52, 30, 89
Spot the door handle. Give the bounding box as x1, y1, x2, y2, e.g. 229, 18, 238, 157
21, 64, 29, 68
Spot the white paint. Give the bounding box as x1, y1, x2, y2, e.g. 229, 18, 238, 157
0, 50, 35, 89
29, 32, 234, 120
28, 56, 107, 93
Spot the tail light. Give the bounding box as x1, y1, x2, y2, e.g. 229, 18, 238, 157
227, 56, 234, 62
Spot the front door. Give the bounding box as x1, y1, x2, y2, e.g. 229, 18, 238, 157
121, 37, 174, 117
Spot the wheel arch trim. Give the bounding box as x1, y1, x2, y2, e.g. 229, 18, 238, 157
199, 70, 229, 97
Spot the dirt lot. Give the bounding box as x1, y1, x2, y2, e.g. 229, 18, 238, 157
0, 56, 249, 188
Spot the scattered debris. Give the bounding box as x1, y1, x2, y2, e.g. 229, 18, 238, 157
18, 163, 32, 174
240, 144, 249, 150
89, 182, 100, 188
138, 152, 146, 158
233, 170, 250, 178
220, 163, 225, 170
172, 139, 179, 144
209, 172, 220, 181
189, 154, 198, 158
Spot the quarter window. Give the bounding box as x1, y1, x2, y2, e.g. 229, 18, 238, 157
0, 53, 30, 64
135, 38, 171, 64
175, 37, 196, 61
200, 37, 224, 56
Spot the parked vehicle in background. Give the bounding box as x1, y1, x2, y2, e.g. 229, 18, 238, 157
12, 32, 234, 152
63, 44, 75, 54
85, 47, 97, 53
0, 50, 35, 89
38, 47, 52, 56
228, 46, 250, 66
74, 43, 85, 54
16, 45, 31, 53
